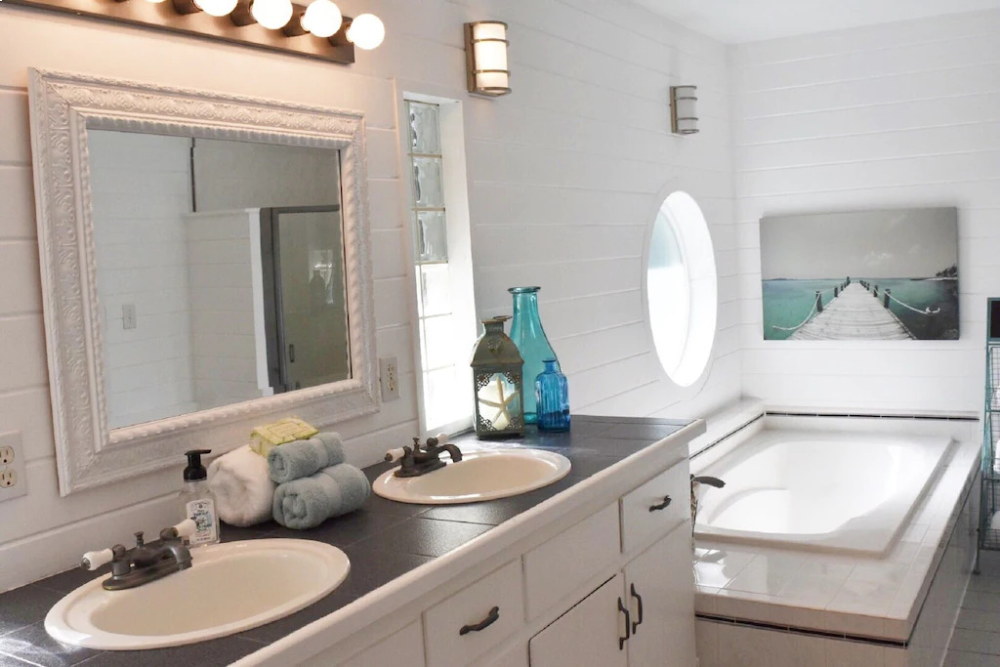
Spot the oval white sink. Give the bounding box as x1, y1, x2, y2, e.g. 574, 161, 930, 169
45, 539, 349, 650
373, 449, 571, 505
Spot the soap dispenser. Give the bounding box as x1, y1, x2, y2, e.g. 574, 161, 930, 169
180, 449, 220, 546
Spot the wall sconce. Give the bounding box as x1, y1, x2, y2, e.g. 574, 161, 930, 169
670, 85, 699, 135
465, 21, 511, 97
4, 0, 384, 64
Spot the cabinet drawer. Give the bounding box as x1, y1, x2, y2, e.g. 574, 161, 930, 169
423, 559, 524, 667
334, 621, 425, 667
620, 459, 689, 553
523, 502, 620, 619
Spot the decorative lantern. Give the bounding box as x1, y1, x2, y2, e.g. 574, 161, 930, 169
470, 316, 525, 438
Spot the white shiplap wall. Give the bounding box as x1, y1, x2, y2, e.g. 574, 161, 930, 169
732, 9, 1000, 413
89, 131, 199, 429
0, 0, 738, 590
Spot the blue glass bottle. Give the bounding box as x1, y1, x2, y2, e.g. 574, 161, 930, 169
535, 359, 570, 432
508, 287, 559, 424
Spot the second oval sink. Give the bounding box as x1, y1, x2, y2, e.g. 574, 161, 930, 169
372, 449, 572, 504
45, 539, 349, 650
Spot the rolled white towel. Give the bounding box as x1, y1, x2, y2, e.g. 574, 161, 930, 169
208, 445, 275, 527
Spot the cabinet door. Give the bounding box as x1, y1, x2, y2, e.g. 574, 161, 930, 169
528, 573, 628, 667
624, 522, 696, 667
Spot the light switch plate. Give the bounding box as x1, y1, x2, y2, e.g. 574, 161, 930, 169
379, 357, 400, 402
122, 304, 137, 330
0, 432, 27, 501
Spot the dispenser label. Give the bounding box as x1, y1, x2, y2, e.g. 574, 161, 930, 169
186, 499, 218, 546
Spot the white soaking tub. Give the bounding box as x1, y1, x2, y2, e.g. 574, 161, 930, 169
693, 429, 952, 556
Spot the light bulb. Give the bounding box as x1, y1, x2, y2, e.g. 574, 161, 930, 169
346, 13, 384, 50
251, 0, 293, 30
302, 0, 342, 38
194, 0, 238, 16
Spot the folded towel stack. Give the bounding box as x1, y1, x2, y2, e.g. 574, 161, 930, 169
267, 431, 346, 484
272, 464, 371, 529
267, 432, 370, 529
207, 445, 276, 527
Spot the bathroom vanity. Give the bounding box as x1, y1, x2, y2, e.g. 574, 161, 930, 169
239, 416, 702, 667
0, 416, 703, 667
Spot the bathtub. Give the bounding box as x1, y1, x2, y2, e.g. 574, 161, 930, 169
692, 428, 952, 556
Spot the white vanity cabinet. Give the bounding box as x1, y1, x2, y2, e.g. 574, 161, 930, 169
528, 574, 629, 667
525, 458, 696, 667
256, 425, 704, 667
624, 524, 696, 667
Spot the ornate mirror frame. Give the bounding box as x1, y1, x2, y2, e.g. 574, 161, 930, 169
27, 69, 379, 496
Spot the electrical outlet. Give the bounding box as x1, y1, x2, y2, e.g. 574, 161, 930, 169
379, 357, 400, 402
0, 432, 27, 501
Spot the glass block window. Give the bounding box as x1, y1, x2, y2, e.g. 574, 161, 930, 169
406, 100, 472, 434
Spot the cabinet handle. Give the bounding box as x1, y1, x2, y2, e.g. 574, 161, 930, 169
459, 606, 500, 636
649, 495, 672, 512
630, 583, 644, 634
617, 596, 631, 650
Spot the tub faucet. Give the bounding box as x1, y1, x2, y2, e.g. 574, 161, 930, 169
80, 520, 196, 591
691, 475, 726, 527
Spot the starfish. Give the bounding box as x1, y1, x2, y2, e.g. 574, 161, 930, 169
479, 376, 518, 429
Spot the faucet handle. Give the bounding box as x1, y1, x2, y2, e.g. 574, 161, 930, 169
81, 548, 114, 571
160, 518, 198, 542
81, 544, 127, 571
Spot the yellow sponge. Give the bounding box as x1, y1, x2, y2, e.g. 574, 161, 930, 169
250, 418, 318, 457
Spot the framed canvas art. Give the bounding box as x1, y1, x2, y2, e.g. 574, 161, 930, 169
760, 208, 959, 341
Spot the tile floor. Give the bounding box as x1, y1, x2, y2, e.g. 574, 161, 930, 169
946, 560, 1000, 666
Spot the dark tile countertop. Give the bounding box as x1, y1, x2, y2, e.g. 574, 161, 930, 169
0, 416, 693, 667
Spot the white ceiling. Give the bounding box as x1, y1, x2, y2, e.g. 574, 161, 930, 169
632, 0, 1000, 43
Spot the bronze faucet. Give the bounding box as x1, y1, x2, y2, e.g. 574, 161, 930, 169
81, 522, 195, 591
390, 436, 463, 478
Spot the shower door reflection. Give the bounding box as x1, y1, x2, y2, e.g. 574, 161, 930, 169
261, 206, 351, 393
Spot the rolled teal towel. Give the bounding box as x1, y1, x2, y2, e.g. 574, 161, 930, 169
272, 463, 371, 530
267, 432, 345, 484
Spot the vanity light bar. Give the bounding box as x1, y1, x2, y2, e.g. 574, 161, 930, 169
2, 0, 377, 65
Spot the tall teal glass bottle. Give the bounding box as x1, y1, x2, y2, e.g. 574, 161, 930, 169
508, 287, 559, 424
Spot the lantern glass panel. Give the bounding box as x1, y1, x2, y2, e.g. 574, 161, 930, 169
476, 371, 523, 432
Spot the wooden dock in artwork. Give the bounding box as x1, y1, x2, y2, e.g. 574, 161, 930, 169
789, 283, 913, 340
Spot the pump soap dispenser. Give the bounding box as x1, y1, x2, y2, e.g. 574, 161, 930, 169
180, 449, 220, 546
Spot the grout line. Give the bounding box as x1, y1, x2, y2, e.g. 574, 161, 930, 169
695, 613, 909, 648
0, 649, 45, 667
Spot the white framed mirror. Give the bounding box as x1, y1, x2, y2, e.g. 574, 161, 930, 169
27, 69, 378, 495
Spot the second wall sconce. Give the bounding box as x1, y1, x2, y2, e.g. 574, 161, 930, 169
670, 85, 699, 135
465, 21, 511, 97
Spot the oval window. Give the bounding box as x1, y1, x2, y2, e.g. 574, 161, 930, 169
645, 191, 717, 387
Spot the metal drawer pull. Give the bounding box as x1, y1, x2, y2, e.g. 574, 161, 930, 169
649, 495, 672, 512
630, 583, 644, 634
460, 606, 500, 636
617, 596, 631, 650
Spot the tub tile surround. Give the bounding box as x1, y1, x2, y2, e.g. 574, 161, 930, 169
0, 416, 696, 667
693, 413, 981, 665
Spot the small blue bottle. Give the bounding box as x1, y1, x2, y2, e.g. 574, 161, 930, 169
535, 359, 570, 432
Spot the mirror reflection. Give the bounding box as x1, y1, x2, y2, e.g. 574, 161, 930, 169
88, 130, 350, 430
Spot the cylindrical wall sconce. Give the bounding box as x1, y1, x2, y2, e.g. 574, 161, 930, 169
465, 21, 511, 97
670, 85, 699, 135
